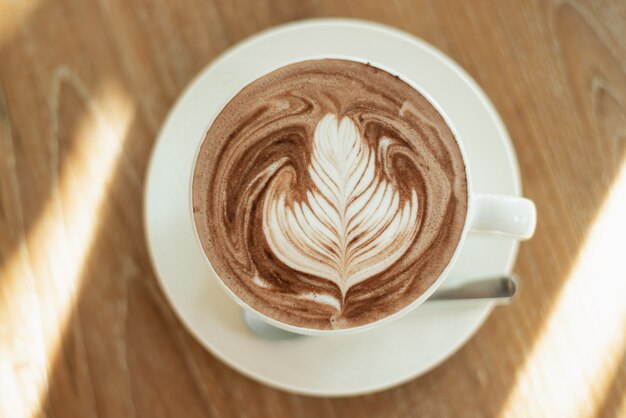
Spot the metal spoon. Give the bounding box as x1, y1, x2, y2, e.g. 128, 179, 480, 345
427, 275, 517, 303
244, 275, 518, 339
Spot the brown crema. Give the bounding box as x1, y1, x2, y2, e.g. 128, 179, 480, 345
192, 59, 467, 330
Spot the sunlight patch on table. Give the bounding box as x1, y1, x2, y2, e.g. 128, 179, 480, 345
500, 159, 626, 418
0, 78, 134, 418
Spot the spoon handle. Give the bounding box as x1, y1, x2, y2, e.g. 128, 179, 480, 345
427, 275, 517, 304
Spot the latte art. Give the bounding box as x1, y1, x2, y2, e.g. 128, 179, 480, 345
263, 114, 419, 300
193, 59, 468, 329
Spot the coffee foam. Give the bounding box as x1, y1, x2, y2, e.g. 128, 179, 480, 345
193, 59, 467, 330
263, 114, 420, 297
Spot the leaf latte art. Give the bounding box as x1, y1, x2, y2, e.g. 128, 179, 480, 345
193, 59, 468, 329
263, 114, 419, 297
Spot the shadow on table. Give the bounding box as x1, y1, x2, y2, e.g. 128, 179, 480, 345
0, 1, 624, 418
593, 347, 626, 418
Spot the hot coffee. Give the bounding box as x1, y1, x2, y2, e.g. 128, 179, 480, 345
192, 59, 467, 330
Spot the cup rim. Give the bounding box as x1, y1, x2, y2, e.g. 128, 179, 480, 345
189, 55, 474, 336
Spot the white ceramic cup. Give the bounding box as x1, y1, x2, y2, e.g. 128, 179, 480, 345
190, 55, 536, 337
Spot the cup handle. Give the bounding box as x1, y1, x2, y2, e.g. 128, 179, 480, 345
469, 193, 536, 240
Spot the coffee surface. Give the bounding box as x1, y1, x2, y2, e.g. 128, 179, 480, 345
192, 59, 467, 329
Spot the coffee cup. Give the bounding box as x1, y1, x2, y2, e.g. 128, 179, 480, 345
190, 56, 535, 336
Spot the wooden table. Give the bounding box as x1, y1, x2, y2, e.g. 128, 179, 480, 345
2, 1, 626, 417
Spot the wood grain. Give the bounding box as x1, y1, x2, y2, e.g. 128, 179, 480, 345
1, 1, 625, 417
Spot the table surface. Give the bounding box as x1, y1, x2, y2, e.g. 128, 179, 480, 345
2, 1, 626, 417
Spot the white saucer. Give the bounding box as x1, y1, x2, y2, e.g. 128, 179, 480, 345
144, 19, 521, 397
